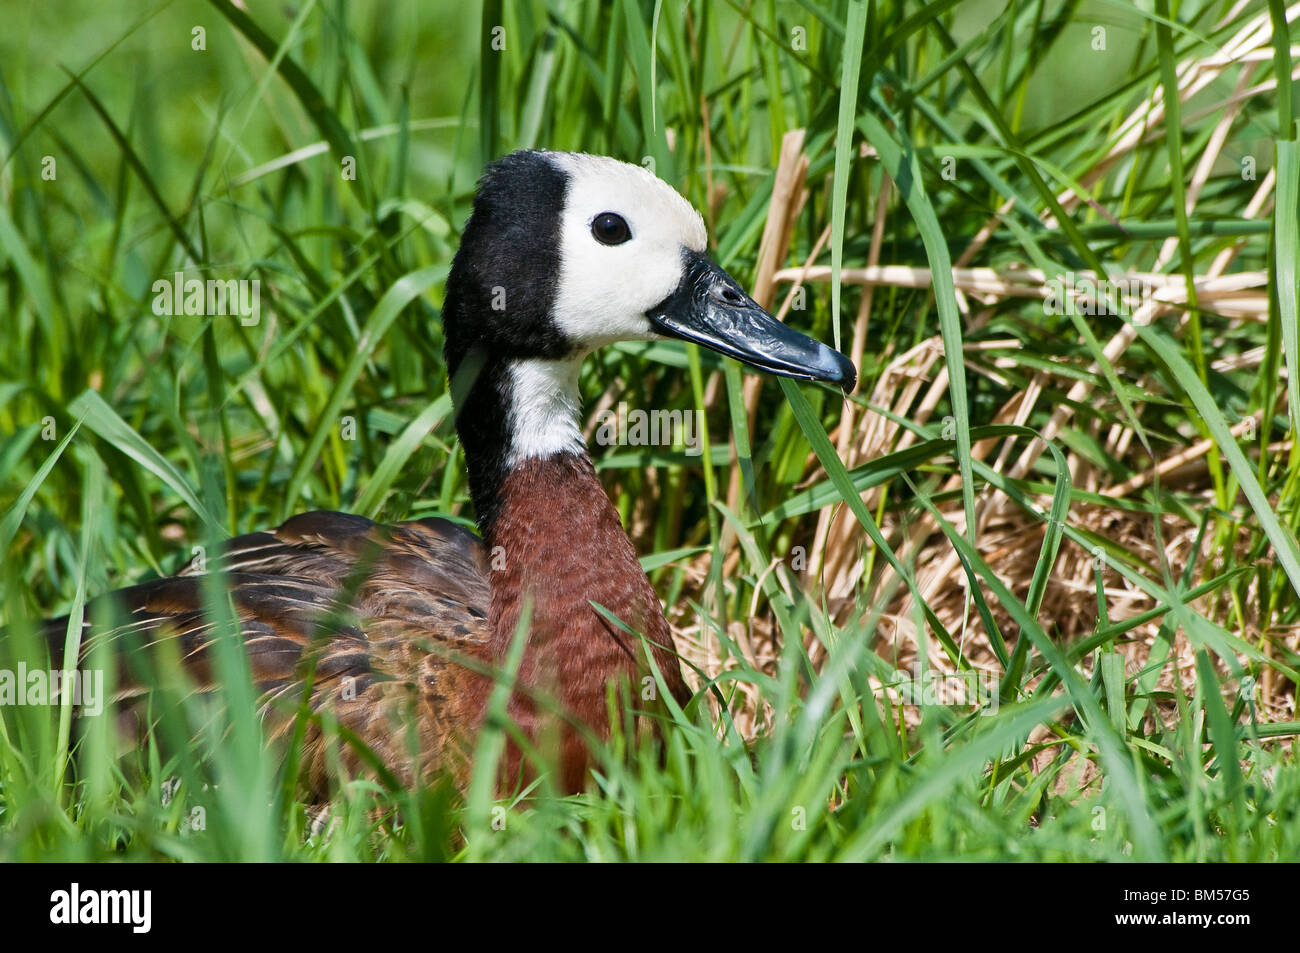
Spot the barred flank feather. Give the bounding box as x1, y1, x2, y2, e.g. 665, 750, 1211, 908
44, 512, 493, 796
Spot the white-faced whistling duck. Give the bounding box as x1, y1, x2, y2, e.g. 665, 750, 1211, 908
43, 151, 857, 796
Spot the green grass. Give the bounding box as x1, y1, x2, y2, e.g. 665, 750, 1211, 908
1, 0, 1298, 861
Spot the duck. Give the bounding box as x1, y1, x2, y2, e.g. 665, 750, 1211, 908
42, 150, 856, 797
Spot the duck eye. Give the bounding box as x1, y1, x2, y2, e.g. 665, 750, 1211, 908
591, 212, 631, 245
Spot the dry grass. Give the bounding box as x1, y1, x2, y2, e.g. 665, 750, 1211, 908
665, 3, 1298, 744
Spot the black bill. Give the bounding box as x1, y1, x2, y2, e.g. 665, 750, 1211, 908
647, 250, 857, 393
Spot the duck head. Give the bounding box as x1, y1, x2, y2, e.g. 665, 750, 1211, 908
441, 150, 856, 530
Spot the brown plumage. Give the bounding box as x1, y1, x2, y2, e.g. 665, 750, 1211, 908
51, 462, 691, 796
53, 512, 496, 794
38, 150, 854, 798
488, 455, 691, 792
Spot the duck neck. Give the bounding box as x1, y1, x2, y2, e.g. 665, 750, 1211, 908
447, 350, 689, 788
450, 350, 649, 650
449, 351, 586, 537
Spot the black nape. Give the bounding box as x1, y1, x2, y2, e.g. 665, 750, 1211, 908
445, 351, 516, 536
442, 151, 573, 376
441, 151, 575, 536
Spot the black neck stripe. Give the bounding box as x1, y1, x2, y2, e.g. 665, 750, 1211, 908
441, 151, 574, 536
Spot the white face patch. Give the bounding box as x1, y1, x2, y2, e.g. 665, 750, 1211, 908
504, 357, 586, 466
545, 152, 708, 351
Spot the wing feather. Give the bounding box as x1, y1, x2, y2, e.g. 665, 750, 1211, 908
42, 511, 492, 794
